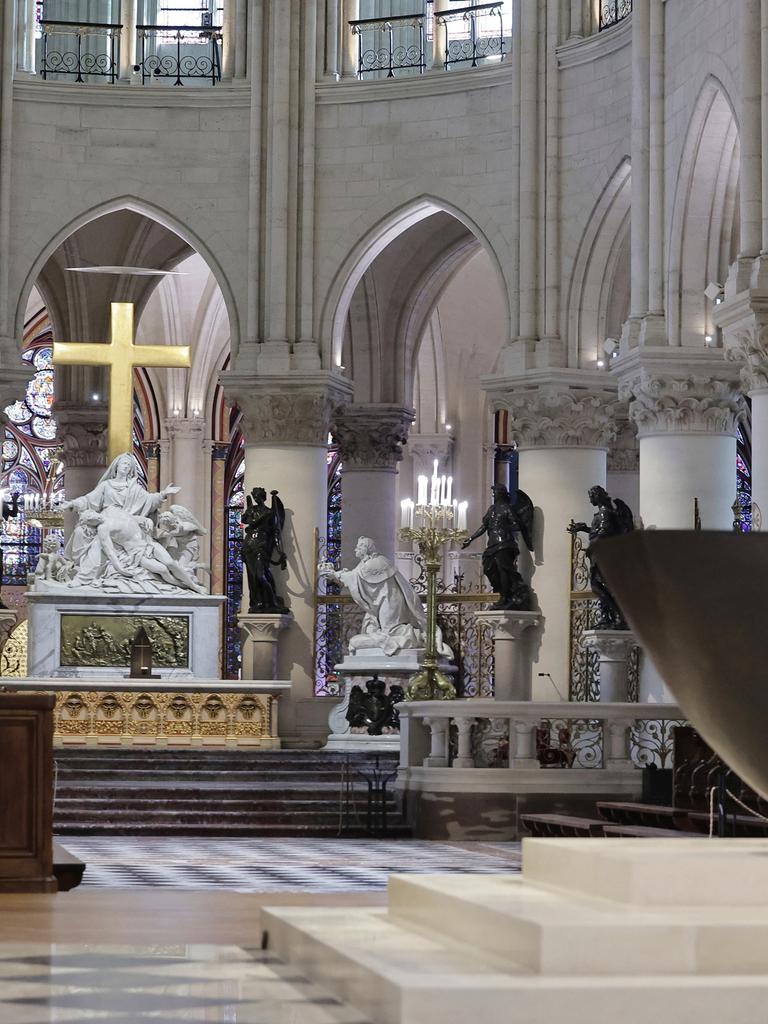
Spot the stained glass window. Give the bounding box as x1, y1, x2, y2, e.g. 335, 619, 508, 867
736, 424, 752, 532
1, 331, 64, 587
224, 438, 244, 679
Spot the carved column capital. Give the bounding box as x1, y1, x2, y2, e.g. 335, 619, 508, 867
622, 371, 746, 437
490, 384, 619, 449
220, 372, 353, 447
726, 321, 768, 394
58, 418, 108, 469
332, 404, 415, 470
164, 416, 205, 441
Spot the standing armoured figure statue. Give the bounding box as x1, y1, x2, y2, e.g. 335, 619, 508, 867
567, 485, 635, 629
241, 487, 288, 613
462, 484, 535, 610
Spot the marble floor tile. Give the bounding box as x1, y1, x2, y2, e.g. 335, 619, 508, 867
0, 942, 371, 1024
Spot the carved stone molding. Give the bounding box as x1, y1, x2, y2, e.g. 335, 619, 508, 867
726, 323, 768, 394
409, 432, 454, 470
623, 372, 745, 438
60, 421, 108, 469
164, 416, 205, 441
221, 373, 353, 447
332, 404, 415, 470
492, 385, 619, 449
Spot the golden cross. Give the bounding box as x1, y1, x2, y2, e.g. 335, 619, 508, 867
53, 302, 191, 464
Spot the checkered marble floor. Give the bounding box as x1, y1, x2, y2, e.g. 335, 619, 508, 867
60, 837, 522, 891
0, 943, 368, 1023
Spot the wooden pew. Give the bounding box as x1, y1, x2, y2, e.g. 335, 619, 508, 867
0, 692, 57, 892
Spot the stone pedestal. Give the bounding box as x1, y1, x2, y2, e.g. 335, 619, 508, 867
474, 609, 542, 700
27, 592, 227, 680
582, 629, 636, 702
324, 650, 456, 752
0, 608, 18, 663
239, 613, 293, 680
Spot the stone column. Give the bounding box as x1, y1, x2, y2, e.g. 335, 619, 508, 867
119, 0, 137, 80
582, 630, 636, 702
142, 441, 161, 493
332, 404, 414, 565
239, 613, 292, 680
742, 0, 763, 261
58, 417, 107, 537
341, 0, 359, 77
15, 0, 37, 73
625, 371, 744, 530
518, 0, 539, 344
221, 374, 352, 739
208, 442, 229, 598
473, 609, 542, 700
629, 0, 650, 323
164, 416, 206, 526
486, 382, 617, 700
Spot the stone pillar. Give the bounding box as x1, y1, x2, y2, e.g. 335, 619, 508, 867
332, 404, 414, 565
742, 0, 763, 260
473, 609, 542, 700
341, 0, 359, 77
629, 0, 650, 322
518, 0, 539, 343
582, 630, 636, 702
568, 0, 583, 39
648, 0, 665, 316
626, 372, 744, 531
15, 0, 37, 73
142, 442, 161, 493
58, 417, 107, 537
623, 369, 743, 701
208, 442, 229, 598
119, 0, 137, 80
221, 374, 352, 739
486, 383, 617, 701
164, 416, 206, 526
239, 613, 292, 680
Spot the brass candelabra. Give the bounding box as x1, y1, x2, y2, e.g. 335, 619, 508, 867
400, 501, 468, 701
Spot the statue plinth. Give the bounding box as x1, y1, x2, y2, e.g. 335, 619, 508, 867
474, 609, 542, 700
27, 591, 226, 680
582, 628, 637, 702
238, 613, 293, 680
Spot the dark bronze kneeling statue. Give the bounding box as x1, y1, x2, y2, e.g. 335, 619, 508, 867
462, 484, 535, 610
241, 487, 288, 614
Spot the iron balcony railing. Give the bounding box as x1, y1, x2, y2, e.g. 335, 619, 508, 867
599, 0, 632, 31
135, 23, 222, 86
350, 12, 428, 79
435, 2, 505, 70
40, 20, 121, 84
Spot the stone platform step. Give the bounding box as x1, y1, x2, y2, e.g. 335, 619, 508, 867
52, 746, 408, 837
262, 839, 768, 1024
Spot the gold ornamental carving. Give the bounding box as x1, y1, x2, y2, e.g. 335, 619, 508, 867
52, 689, 277, 747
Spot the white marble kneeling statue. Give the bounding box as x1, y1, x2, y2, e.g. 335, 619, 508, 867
32, 452, 207, 595
318, 536, 452, 659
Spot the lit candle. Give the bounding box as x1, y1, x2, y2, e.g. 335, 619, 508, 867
417, 475, 428, 506
440, 475, 446, 506
430, 459, 440, 506
400, 498, 412, 529
458, 501, 468, 532
446, 476, 453, 506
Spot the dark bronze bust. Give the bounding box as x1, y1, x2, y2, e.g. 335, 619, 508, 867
241, 487, 288, 614
568, 485, 634, 629
462, 484, 535, 610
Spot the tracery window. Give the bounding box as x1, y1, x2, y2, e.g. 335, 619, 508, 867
224, 434, 244, 679
1, 325, 63, 587
736, 423, 752, 531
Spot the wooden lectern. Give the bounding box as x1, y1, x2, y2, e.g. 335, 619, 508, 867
0, 692, 56, 892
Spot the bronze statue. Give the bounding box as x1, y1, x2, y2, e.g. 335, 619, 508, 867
462, 484, 535, 610
0, 492, 19, 609
567, 485, 634, 629
241, 487, 288, 614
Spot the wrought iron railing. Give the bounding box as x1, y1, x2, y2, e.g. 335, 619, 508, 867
599, 0, 632, 31
135, 23, 222, 85
350, 13, 428, 79
435, 2, 505, 70
40, 20, 121, 83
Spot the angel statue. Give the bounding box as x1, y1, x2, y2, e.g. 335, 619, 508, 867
241, 487, 288, 613
567, 485, 635, 630
462, 484, 535, 610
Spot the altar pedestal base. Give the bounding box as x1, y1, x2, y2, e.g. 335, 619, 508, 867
27, 591, 227, 679
239, 613, 293, 680
582, 629, 636, 701
263, 838, 768, 1024
474, 610, 542, 700
0, 608, 17, 660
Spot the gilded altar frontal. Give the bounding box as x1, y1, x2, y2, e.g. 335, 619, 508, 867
59, 615, 190, 669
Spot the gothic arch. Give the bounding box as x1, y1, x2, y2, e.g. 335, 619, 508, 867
566, 159, 632, 368
667, 78, 740, 347
318, 187, 513, 371
14, 195, 240, 356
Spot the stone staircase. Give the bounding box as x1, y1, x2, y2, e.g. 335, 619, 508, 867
52, 747, 409, 837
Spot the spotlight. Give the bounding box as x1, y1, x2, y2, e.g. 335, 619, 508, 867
91, 393, 100, 401
597, 359, 605, 368
705, 334, 714, 346
704, 281, 724, 302
602, 337, 618, 355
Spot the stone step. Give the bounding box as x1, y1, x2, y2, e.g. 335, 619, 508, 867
54, 797, 386, 812
53, 822, 411, 837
